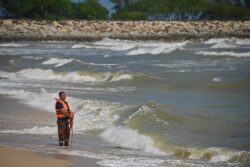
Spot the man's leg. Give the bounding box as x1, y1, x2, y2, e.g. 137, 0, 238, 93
64, 120, 70, 146
57, 119, 65, 146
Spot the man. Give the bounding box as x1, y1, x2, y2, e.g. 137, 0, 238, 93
55, 91, 74, 146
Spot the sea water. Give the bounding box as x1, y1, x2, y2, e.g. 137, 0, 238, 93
0, 38, 250, 167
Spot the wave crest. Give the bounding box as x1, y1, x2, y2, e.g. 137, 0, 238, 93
101, 126, 165, 155
0, 68, 134, 83
42, 58, 74, 67
196, 51, 250, 57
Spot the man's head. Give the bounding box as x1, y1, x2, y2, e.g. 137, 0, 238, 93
59, 91, 66, 101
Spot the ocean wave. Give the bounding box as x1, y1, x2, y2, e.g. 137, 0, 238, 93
22, 56, 43, 60
42, 58, 74, 67
71, 38, 187, 55
101, 126, 165, 155
196, 51, 250, 57
0, 88, 128, 133
126, 41, 187, 55
0, 43, 29, 47
0, 68, 134, 83
212, 77, 222, 82
204, 38, 250, 48
0, 88, 249, 165
71, 38, 135, 51
42, 57, 118, 68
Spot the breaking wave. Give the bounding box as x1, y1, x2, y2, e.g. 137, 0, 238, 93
0, 88, 249, 164
42, 58, 74, 67
0, 88, 128, 134
105, 102, 250, 164
71, 38, 135, 51
71, 38, 187, 55
101, 126, 165, 155
196, 51, 250, 57
22, 56, 43, 60
0, 43, 29, 47
126, 41, 187, 55
204, 38, 250, 48
0, 68, 134, 83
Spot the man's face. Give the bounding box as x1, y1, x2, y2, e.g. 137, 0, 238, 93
60, 93, 66, 101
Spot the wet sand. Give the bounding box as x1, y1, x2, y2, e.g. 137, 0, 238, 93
0, 145, 102, 167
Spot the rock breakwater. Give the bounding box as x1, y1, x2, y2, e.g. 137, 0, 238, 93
0, 19, 250, 41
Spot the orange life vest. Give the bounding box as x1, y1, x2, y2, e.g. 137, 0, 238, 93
55, 99, 70, 118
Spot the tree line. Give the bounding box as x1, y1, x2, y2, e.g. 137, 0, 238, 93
111, 0, 250, 20
0, 0, 108, 20
1, 0, 250, 20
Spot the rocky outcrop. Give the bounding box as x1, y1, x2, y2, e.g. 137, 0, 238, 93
0, 19, 250, 41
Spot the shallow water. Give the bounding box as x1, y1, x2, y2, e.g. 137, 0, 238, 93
0, 38, 250, 167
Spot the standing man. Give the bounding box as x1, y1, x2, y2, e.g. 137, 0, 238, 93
55, 91, 74, 146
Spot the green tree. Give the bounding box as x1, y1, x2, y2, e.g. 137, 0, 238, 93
78, 0, 108, 19
111, 0, 250, 20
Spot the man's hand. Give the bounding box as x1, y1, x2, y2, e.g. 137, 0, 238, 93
60, 109, 70, 117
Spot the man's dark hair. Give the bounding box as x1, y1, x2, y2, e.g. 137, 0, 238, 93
59, 91, 65, 97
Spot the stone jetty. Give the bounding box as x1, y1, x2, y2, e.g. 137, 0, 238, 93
0, 19, 250, 41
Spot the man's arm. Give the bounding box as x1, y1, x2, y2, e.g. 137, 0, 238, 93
56, 102, 69, 117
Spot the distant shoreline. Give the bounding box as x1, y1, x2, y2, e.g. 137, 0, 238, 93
1, 19, 250, 41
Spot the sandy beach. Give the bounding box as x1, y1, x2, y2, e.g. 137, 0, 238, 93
0, 145, 102, 167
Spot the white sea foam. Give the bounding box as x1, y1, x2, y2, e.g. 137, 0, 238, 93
235, 38, 250, 45
0, 126, 57, 135
42, 58, 74, 67
109, 73, 133, 82
204, 38, 230, 44
204, 38, 250, 48
205, 38, 236, 48
0, 68, 134, 83
212, 78, 222, 82
104, 54, 111, 58
71, 38, 187, 55
0, 88, 56, 112
94, 38, 136, 51
97, 157, 164, 167
71, 44, 90, 49
22, 56, 43, 60
71, 42, 135, 51
0, 43, 29, 47
211, 41, 236, 49
101, 126, 165, 155
126, 41, 187, 55
196, 51, 250, 57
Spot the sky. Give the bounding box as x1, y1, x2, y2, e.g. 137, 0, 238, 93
71, 0, 114, 11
